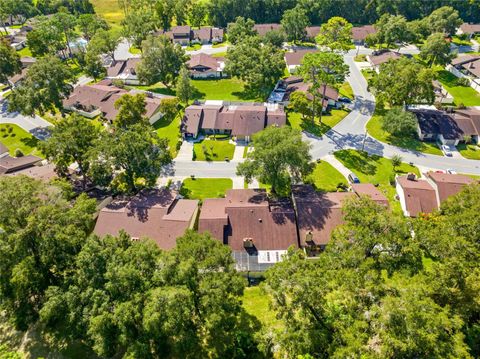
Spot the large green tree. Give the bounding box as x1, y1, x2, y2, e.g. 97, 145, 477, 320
175, 66, 195, 104
224, 35, 285, 96
87, 28, 119, 62
226, 16, 256, 45
237, 126, 312, 194
370, 57, 435, 107
122, 9, 156, 48
113, 93, 149, 129
374, 14, 411, 49
382, 107, 418, 136
297, 51, 349, 124
281, 6, 309, 43
9, 55, 74, 116
419, 32, 453, 66
426, 6, 463, 36
77, 13, 109, 40
40, 231, 259, 358
0, 39, 21, 85
0, 176, 96, 330
315, 16, 352, 52
137, 35, 187, 88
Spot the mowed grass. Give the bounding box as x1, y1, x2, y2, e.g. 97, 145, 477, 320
242, 286, 283, 332
436, 69, 480, 106
153, 113, 181, 158
288, 109, 350, 136
0, 124, 42, 157
305, 160, 348, 192
193, 139, 235, 161
91, 0, 124, 30
191, 78, 262, 102
366, 109, 443, 156
334, 149, 420, 213
457, 143, 480, 160
180, 178, 233, 200
338, 81, 354, 99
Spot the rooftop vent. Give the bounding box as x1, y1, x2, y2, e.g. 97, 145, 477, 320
407, 173, 416, 181
243, 238, 254, 248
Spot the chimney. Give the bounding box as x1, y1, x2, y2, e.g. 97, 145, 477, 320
243, 238, 254, 248
407, 173, 416, 181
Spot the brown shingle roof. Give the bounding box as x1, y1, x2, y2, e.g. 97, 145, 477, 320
460, 23, 480, 34
461, 58, 480, 78
426, 172, 474, 204
188, 53, 220, 72
396, 176, 438, 217
368, 51, 402, 66
254, 23, 282, 37
351, 183, 389, 206
451, 54, 480, 66
306, 26, 321, 39
199, 189, 298, 251
172, 25, 191, 36
352, 25, 376, 41
284, 49, 318, 67
7, 163, 57, 181
94, 189, 198, 249
0, 155, 42, 174
107, 58, 140, 77
292, 185, 353, 246
182, 105, 203, 137
192, 27, 211, 41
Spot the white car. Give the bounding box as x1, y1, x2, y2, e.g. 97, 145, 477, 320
441, 145, 453, 157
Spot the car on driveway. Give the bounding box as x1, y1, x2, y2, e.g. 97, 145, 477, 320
338, 97, 352, 103
441, 145, 453, 157
348, 173, 360, 184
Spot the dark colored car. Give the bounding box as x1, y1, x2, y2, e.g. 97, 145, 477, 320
348, 173, 360, 184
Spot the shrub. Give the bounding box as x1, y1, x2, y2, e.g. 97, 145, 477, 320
456, 77, 470, 87
176, 139, 183, 151
382, 108, 418, 136
14, 148, 24, 157
457, 102, 466, 109
7, 126, 13, 133
0, 127, 5, 132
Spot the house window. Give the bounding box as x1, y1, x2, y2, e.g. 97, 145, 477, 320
266, 252, 270, 262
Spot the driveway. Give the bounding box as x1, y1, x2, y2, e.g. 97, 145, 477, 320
0, 100, 52, 139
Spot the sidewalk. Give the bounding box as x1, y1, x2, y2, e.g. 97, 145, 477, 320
321, 154, 351, 180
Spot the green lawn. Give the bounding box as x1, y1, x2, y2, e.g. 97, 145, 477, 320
153, 113, 181, 158
242, 286, 283, 332
0, 124, 42, 157
436, 69, 480, 106
457, 143, 480, 160
334, 149, 420, 213
191, 78, 262, 102
366, 109, 444, 156
186, 44, 201, 51
338, 81, 354, 99
211, 51, 227, 58
193, 138, 235, 161
212, 42, 228, 48
361, 69, 375, 87
288, 109, 350, 136
451, 36, 472, 46
354, 54, 367, 62
16, 46, 32, 57
180, 178, 233, 200
91, 0, 124, 30
129, 46, 141, 54
305, 160, 348, 192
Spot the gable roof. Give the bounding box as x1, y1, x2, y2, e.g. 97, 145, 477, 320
107, 58, 141, 78
7, 163, 57, 181
192, 27, 212, 41
188, 53, 221, 72
94, 189, 198, 249
396, 176, 438, 217
368, 50, 402, 66
351, 183, 389, 206
305, 26, 321, 39
199, 189, 298, 251
426, 172, 474, 204
254, 23, 282, 36
459, 23, 480, 34
0, 154, 42, 174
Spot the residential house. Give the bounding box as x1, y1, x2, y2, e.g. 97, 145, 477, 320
63, 82, 170, 124
352, 25, 376, 45
192, 27, 213, 44
94, 189, 199, 249
457, 23, 480, 39
157, 26, 224, 44
198, 189, 298, 271
6, 30, 28, 50
172, 25, 191, 45
268, 75, 339, 110
396, 172, 474, 217
253, 23, 282, 37
7, 163, 58, 181
291, 184, 388, 255
187, 53, 225, 78
450, 55, 480, 91
367, 50, 403, 72
106, 58, 141, 85
7, 56, 36, 88
181, 101, 286, 142
0, 154, 42, 174
410, 108, 480, 145
425, 171, 474, 205
284, 49, 318, 73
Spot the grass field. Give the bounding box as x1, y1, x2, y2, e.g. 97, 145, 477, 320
16, 47, 32, 57
242, 286, 283, 332
191, 78, 262, 102
436, 69, 480, 106
366, 109, 444, 156
305, 160, 348, 192
288, 109, 350, 136
354, 54, 367, 62
338, 81, 354, 99
334, 149, 420, 213
91, 0, 124, 29
193, 139, 235, 161
457, 143, 480, 160
180, 178, 233, 200
153, 113, 181, 158
0, 124, 42, 157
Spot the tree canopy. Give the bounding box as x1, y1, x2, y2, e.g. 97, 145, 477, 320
381, 107, 418, 136
0, 39, 21, 85
419, 32, 453, 67
315, 16, 352, 51
281, 6, 309, 43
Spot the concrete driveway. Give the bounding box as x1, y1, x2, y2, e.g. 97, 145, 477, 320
0, 100, 52, 139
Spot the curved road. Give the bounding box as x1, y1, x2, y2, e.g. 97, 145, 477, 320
170, 50, 480, 178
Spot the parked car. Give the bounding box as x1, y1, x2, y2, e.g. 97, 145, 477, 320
348, 173, 360, 184
338, 97, 352, 103
441, 145, 453, 157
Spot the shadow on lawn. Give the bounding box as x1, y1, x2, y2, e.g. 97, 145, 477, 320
335, 150, 378, 176
21, 136, 40, 149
